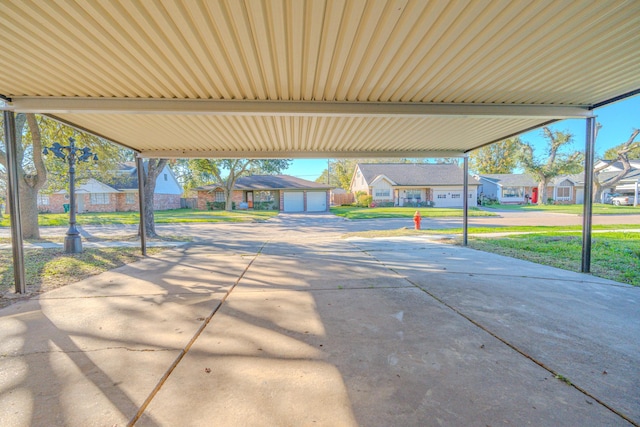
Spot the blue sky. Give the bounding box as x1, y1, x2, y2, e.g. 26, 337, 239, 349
285, 94, 640, 181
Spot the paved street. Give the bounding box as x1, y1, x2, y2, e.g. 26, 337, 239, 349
0, 212, 638, 426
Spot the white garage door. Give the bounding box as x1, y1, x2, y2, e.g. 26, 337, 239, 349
283, 191, 304, 212
306, 191, 327, 212
434, 191, 463, 208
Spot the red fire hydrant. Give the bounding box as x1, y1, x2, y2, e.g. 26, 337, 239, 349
413, 210, 421, 230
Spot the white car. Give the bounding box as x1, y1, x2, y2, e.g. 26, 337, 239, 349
610, 193, 636, 206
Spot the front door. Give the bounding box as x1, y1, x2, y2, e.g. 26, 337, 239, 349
77, 194, 85, 213
246, 191, 253, 209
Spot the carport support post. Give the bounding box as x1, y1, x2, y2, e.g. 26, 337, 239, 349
136, 155, 147, 256
462, 155, 469, 246
3, 111, 26, 293
581, 116, 596, 273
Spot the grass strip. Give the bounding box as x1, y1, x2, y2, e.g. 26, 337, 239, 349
0, 209, 279, 227
467, 231, 640, 286
0, 247, 165, 307
331, 206, 495, 219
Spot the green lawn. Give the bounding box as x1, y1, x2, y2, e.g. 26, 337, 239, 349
343, 224, 640, 238
331, 206, 496, 220
468, 231, 640, 286
0, 208, 279, 227
483, 203, 640, 215
0, 247, 165, 307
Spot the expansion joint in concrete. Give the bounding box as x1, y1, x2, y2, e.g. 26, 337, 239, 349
127, 239, 270, 426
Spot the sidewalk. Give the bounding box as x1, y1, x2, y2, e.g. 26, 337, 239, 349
0, 218, 637, 426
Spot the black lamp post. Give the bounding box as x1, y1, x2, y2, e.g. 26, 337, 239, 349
44, 137, 98, 253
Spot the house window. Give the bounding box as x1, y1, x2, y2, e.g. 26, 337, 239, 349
215, 191, 225, 202
375, 189, 390, 197
437, 194, 447, 199
126, 193, 136, 204
502, 187, 523, 198
255, 191, 275, 202
406, 190, 421, 199
451, 193, 461, 199
37, 194, 50, 205
556, 186, 571, 200
91, 193, 109, 205
164, 173, 168, 181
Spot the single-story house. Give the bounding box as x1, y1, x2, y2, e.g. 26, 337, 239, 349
476, 173, 586, 204
196, 175, 331, 212
349, 163, 480, 208
595, 160, 640, 201
37, 162, 182, 213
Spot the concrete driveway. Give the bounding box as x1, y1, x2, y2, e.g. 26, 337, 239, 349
0, 214, 638, 426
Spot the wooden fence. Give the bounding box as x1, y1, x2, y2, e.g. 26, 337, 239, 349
331, 192, 354, 206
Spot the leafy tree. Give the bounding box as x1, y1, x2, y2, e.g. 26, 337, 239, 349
0, 113, 47, 238
518, 127, 583, 205
431, 158, 461, 165
593, 127, 639, 202
1, 114, 129, 238
603, 139, 640, 160
36, 115, 127, 192
469, 138, 522, 174
189, 159, 291, 211
315, 159, 358, 190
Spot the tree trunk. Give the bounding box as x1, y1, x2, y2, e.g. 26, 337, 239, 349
19, 185, 40, 238
1, 113, 47, 239
593, 182, 604, 204
538, 180, 549, 205
224, 187, 233, 211
141, 159, 167, 238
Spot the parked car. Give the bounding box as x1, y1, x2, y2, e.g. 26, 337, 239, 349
610, 193, 636, 206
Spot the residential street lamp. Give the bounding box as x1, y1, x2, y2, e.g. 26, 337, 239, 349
43, 137, 98, 253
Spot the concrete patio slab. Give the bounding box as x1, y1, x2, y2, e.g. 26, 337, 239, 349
348, 237, 640, 423
0, 217, 638, 426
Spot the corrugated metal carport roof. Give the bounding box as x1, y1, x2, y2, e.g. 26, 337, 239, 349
1, 0, 639, 158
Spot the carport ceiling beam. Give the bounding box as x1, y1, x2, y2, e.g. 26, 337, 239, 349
5, 97, 593, 120
138, 150, 468, 159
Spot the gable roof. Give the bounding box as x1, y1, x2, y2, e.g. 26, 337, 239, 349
111, 161, 180, 191
478, 174, 538, 187
357, 163, 479, 187
197, 175, 330, 191
478, 173, 587, 187
53, 178, 119, 194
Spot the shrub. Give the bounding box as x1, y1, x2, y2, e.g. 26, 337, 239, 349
206, 201, 226, 210
357, 194, 373, 207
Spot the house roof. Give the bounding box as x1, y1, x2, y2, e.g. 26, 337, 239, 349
479, 174, 538, 187
2, 1, 638, 159
599, 169, 640, 185
197, 175, 330, 191
54, 178, 119, 194
479, 173, 587, 187
358, 163, 479, 187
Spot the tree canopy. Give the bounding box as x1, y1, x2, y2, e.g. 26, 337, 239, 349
469, 138, 522, 174
518, 127, 583, 205
603, 137, 640, 160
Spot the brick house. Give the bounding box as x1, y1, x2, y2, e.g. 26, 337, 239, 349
196, 175, 331, 212
37, 162, 182, 213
